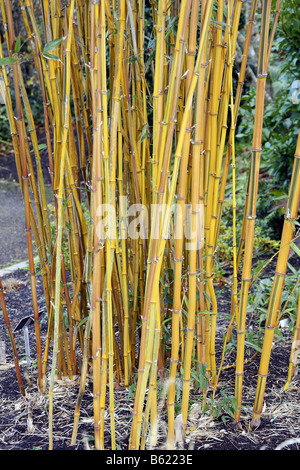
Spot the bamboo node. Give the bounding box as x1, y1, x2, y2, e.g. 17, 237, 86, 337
257, 373, 268, 378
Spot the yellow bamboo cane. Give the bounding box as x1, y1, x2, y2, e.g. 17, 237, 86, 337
130, 1, 214, 449
3, 0, 44, 393
252, 129, 300, 424
48, 0, 75, 449
234, 0, 273, 422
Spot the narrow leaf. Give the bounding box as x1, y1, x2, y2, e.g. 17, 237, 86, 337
14, 35, 21, 53
290, 242, 300, 258
0, 57, 19, 65
139, 124, 149, 143
43, 37, 63, 53
42, 52, 60, 61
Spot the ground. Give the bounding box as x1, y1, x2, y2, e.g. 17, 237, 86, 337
0, 138, 300, 451
0, 267, 299, 451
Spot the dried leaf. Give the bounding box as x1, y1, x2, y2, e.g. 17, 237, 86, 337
174, 414, 185, 444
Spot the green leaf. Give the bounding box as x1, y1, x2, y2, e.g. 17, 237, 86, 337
165, 16, 178, 40
231, 397, 238, 414
14, 35, 21, 53
38, 143, 47, 151
31, 143, 47, 153
43, 37, 63, 53
210, 19, 230, 29
42, 51, 60, 61
77, 316, 88, 328
244, 340, 262, 353
139, 123, 149, 143
290, 242, 300, 258
0, 56, 19, 66
287, 262, 298, 276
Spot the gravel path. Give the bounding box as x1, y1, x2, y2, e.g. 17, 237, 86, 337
0, 127, 53, 270
0, 181, 31, 269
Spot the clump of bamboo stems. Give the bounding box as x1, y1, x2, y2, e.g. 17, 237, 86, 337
0, 0, 299, 451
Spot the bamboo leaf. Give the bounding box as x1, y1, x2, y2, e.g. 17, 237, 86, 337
139, 124, 149, 143
288, 262, 298, 275
290, 242, 300, 258
165, 16, 178, 40
0, 56, 19, 65
210, 19, 231, 29
77, 316, 89, 328
245, 339, 262, 353
30, 143, 47, 153
43, 37, 63, 53
42, 51, 60, 61
38, 143, 47, 151
14, 35, 21, 53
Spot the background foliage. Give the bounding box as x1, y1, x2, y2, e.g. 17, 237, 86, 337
236, 0, 300, 240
